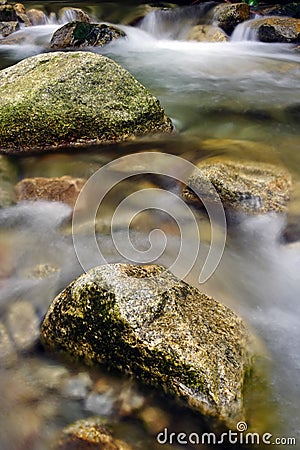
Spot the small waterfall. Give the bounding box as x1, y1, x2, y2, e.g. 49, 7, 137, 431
231, 19, 259, 42
59, 9, 81, 24
139, 2, 217, 40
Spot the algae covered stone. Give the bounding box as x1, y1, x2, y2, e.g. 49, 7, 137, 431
49, 21, 125, 49
41, 263, 253, 427
182, 157, 291, 214
0, 52, 173, 153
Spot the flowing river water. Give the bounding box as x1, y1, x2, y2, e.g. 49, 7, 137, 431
0, 2, 300, 449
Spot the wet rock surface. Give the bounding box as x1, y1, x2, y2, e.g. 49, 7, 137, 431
248, 16, 300, 43
58, 7, 92, 24
16, 176, 86, 207
0, 52, 172, 153
41, 263, 253, 428
49, 21, 125, 49
183, 157, 292, 215
213, 3, 250, 35
0, 4, 17, 21
185, 24, 228, 42
0, 20, 18, 36
56, 418, 133, 450
26, 8, 47, 25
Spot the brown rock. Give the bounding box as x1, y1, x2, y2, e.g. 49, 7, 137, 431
26, 9, 47, 25
13, 3, 26, 15
213, 3, 250, 35
56, 418, 133, 450
248, 17, 300, 43
0, 21, 19, 37
58, 7, 91, 24
16, 176, 86, 207
13, 3, 31, 26
186, 24, 228, 42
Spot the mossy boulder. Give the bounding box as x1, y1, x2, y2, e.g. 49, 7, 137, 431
41, 263, 254, 427
213, 3, 250, 35
0, 52, 172, 153
49, 21, 125, 49
182, 157, 291, 214
248, 17, 300, 43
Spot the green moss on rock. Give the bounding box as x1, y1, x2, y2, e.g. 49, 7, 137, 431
0, 52, 173, 153
49, 21, 125, 49
41, 263, 254, 428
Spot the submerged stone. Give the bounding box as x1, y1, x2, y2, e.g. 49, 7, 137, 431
185, 24, 228, 42
41, 263, 253, 427
16, 176, 86, 207
0, 52, 172, 153
49, 21, 125, 49
182, 157, 291, 214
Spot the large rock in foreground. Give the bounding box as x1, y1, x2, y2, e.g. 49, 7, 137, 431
0, 52, 172, 153
41, 263, 253, 427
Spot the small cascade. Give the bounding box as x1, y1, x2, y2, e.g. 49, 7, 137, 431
231, 19, 259, 42
139, 2, 217, 40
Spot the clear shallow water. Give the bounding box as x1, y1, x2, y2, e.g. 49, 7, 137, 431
0, 2, 300, 449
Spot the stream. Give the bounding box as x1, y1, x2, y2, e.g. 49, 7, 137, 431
0, 1, 300, 449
